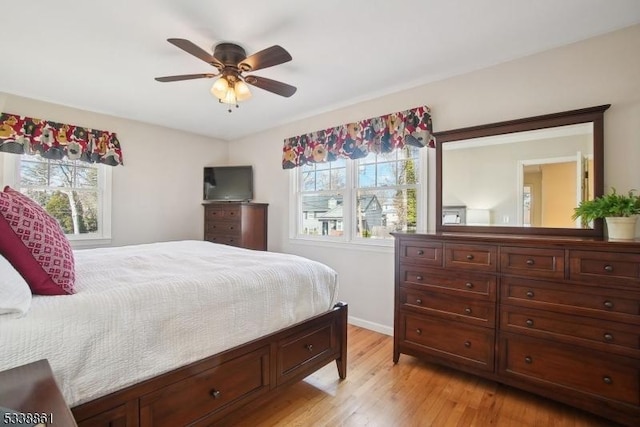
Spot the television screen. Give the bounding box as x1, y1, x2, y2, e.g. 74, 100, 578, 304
203, 166, 253, 201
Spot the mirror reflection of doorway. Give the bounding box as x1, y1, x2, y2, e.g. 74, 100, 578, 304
520, 153, 589, 228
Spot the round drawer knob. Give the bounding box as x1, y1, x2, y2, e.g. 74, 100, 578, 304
603, 333, 614, 342
210, 389, 222, 399
604, 265, 614, 272
465, 282, 474, 289
524, 356, 533, 364
415, 299, 422, 305
417, 250, 424, 255
464, 341, 471, 348
466, 254, 474, 260
305, 344, 314, 352
526, 259, 535, 266
416, 275, 423, 281
526, 290, 535, 298
603, 376, 613, 385
464, 307, 472, 315
525, 319, 534, 327
603, 300, 614, 309
416, 329, 422, 335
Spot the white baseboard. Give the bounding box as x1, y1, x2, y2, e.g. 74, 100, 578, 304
348, 316, 393, 336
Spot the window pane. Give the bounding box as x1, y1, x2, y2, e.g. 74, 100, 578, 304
300, 193, 344, 237
20, 160, 49, 186
75, 167, 98, 188
49, 162, 74, 188
356, 188, 417, 239
398, 157, 418, 185
376, 162, 397, 186
19, 189, 99, 234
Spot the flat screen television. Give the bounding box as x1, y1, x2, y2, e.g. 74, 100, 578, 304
203, 166, 253, 202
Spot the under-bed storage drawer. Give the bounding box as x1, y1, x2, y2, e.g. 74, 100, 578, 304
139, 346, 270, 427
277, 320, 338, 386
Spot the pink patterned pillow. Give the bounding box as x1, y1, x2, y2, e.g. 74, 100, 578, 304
0, 186, 75, 295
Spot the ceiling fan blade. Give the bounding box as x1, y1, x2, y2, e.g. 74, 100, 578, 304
245, 75, 297, 97
239, 45, 292, 72
155, 73, 217, 82
167, 38, 223, 68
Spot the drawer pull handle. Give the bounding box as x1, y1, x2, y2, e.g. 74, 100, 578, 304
526, 259, 535, 266
416, 275, 423, 281
210, 389, 222, 399
416, 329, 422, 335
526, 290, 535, 298
464, 341, 471, 348
603, 376, 613, 385
466, 254, 474, 260
603, 300, 614, 309
415, 299, 422, 305
524, 356, 533, 364
525, 319, 534, 327
417, 250, 424, 255
464, 307, 472, 315
603, 333, 614, 342
305, 344, 314, 352
465, 282, 474, 289
604, 265, 614, 272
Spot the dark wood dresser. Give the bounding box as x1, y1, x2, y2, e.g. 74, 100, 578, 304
393, 231, 640, 426
203, 202, 268, 251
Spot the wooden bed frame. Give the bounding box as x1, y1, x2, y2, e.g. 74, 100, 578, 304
71, 302, 348, 426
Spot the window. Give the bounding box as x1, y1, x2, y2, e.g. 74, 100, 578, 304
294, 146, 423, 243
3, 154, 112, 244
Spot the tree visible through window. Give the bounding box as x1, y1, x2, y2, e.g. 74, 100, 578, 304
19, 155, 100, 235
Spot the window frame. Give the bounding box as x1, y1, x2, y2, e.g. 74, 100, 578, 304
1, 153, 112, 247
290, 147, 427, 247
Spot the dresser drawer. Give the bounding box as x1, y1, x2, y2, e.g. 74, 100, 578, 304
401, 287, 495, 327
502, 277, 640, 322
277, 321, 337, 385
445, 243, 497, 272
205, 234, 241, 247
500, 334, 639, 405
140, 347, 269, 427
570, 250, 640, 286
205, 221, 241, 235
401, 313, 494, 371
400, 267, 496, 300
399, 241, 443, 267
205, 206, 241, 220
501, 305, 639, 356
501, 246, 565, 279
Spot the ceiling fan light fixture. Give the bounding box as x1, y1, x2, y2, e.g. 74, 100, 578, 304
235, 80, 252, 101
210, 76, 229, 99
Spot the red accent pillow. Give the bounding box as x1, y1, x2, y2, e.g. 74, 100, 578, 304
0, 186, 75, 295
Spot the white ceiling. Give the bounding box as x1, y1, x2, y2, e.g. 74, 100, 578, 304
1, 0, 639, 141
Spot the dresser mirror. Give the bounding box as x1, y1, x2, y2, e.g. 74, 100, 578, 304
435, 105, 610, 236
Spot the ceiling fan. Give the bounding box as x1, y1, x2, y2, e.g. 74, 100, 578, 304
155, 38, 297, 112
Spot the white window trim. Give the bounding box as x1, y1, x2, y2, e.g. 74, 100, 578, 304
289, 148, 428, 247
1, 153, 113, 247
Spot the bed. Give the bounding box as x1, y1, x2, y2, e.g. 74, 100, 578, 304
0, 240, 348, 426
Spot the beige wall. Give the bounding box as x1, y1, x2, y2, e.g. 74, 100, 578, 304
0, 93, 229, 247
229, 24, 640, 333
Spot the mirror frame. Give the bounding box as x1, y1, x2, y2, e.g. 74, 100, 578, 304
435, 104, 610, 237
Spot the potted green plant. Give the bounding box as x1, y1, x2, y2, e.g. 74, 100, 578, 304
572, 188, 640, 240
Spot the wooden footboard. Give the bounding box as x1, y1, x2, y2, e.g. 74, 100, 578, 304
71, 302, 348, 426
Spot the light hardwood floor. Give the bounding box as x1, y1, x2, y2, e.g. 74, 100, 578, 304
234, 325, 619, 427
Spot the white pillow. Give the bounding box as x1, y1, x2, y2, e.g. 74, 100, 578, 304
0, 254, 32, 317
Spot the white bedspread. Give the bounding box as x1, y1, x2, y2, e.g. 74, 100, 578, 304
0, 240, 339, 407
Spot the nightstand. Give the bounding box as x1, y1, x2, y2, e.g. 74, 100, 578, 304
0, 359, 77, 426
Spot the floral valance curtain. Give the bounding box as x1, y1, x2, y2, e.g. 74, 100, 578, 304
0, 112, 123, 166
282, 105, 433, 169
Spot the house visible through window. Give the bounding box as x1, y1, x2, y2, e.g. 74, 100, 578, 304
13, 154, 111, 242
296, 146, 422, 242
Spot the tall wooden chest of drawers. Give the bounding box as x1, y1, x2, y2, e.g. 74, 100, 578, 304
393, 232, 640, 426
203, 202, 268, 251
